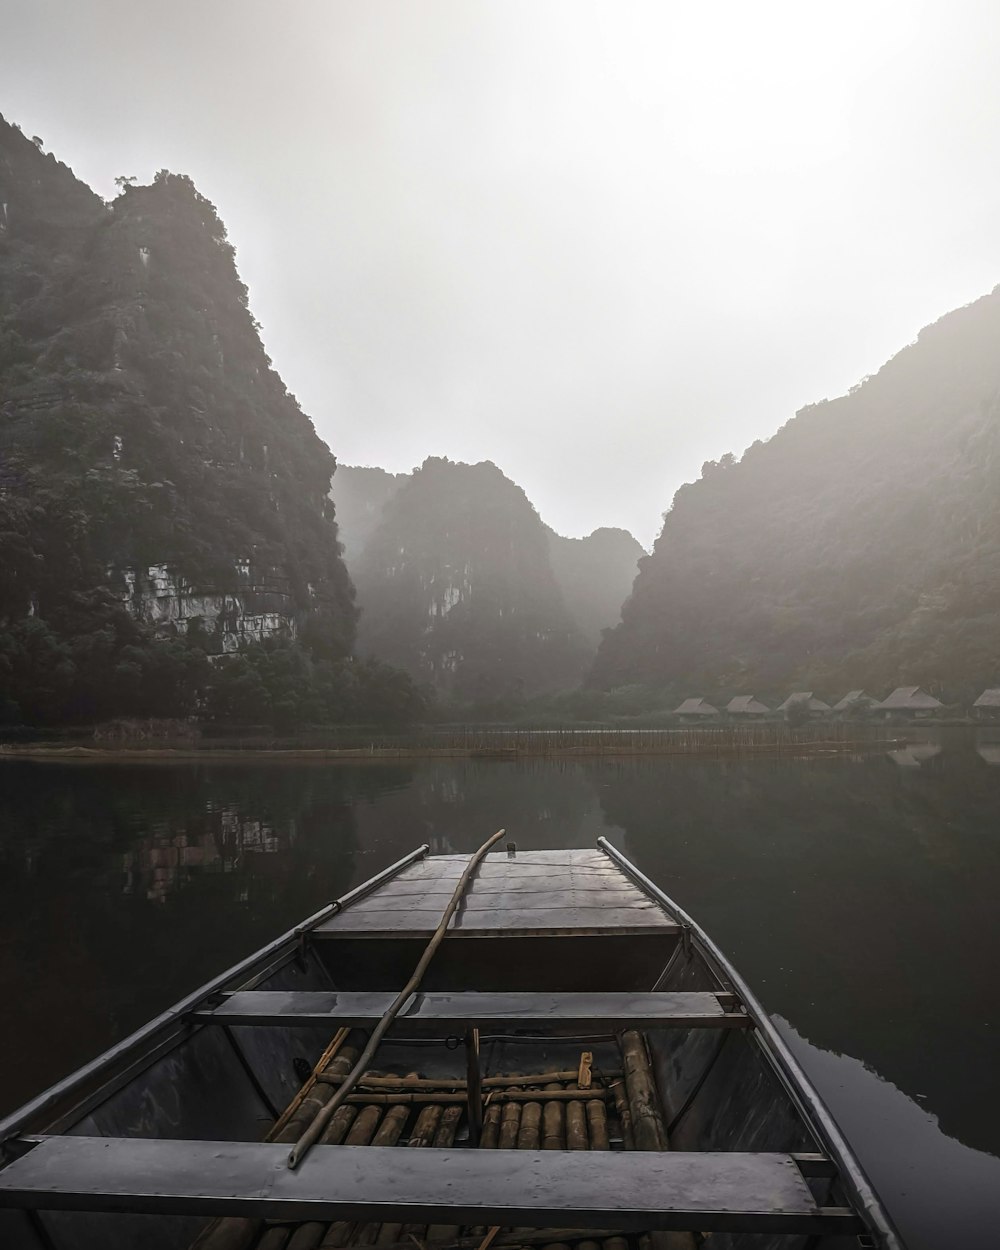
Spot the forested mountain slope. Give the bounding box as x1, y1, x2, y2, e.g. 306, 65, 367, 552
0, 116, 377, 725
333, 461, 645, 700
349, 458, 589, 702
331, 465, 405, 563
545, 525, 644, 651
591, 288, 1000, 700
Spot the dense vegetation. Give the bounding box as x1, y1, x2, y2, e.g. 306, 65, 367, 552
333, 462, 644, 712
330, 465, 405, 563
591, 288, 1000, 703
0, 116, 423, 727
346, 457, 590, 707
544, 525, 644, 651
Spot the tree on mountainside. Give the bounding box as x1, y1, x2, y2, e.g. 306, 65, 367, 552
591, 286, 1000, 701
0, 115, 424, 728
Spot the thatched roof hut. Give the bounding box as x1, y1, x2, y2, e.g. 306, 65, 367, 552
972, 689, 1000, 718
726, 695, 770, 716
673, 697, 719, 717
831, 690, 878, 712
877, 686, 943, 716
776, 692, 831, 714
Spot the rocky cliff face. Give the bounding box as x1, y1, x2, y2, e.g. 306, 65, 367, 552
545, 526, 644, 651
347, 458, 588, 702
591, 287, 1000, 700
0, 116, 355, 664
330, 465, 405, 564
333, 461, 646, 701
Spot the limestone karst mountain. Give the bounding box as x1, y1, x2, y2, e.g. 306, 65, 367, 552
544, 524, 644, 652
332, 460, 645, 702
0, 116, 360, 722
591, 287, 1000, 701
341, 458, 587, 701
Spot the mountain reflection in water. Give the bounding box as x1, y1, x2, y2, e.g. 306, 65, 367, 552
0, 728, 998, 1249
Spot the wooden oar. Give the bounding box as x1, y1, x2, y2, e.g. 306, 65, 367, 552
287, 828, 507, 1168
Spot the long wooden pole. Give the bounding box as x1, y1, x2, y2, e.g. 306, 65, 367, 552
619, 1030, 696, 1250
287, 828, 506, 1168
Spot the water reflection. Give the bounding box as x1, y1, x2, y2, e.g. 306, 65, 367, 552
1, 731, 998, 1248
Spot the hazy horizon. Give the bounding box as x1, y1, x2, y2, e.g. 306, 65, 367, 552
5, 1, 1000, 545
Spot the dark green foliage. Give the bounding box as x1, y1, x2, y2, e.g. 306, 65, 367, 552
350, 458, 589, 704
591, 288, 1000, 702
545, 525, 644, 650
331, 465, 405, 564
0, 607, 209, 725
0, 115, 396, 724
203, 641, 427, 729
1, 114, 354, 627
334, 464, 645, 711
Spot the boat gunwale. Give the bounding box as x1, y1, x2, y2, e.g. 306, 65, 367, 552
1, 836, 902, 1250
597, 834, 903, 1250
0, 844, 430, 1148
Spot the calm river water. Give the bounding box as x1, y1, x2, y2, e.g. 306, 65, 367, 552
1, 729, 999, 1248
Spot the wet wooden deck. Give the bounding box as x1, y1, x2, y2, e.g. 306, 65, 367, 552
315, 850, 678, 939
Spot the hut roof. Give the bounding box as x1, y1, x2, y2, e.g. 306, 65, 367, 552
877, 685, 943, 711
777, 692, 831, 712
831, 689, 877, 712
973, 688, 1000, 708
727, 695, 770, 714
674, 697, 719, 715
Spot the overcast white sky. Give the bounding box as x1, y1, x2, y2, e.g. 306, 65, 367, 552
4, 1, 1000, 544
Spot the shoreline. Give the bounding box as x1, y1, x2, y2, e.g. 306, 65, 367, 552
0, 738, 905, 764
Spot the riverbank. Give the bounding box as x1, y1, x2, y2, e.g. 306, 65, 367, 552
0, 724, 905, 762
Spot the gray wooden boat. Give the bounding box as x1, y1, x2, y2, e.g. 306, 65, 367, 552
0, 838, 902, 1250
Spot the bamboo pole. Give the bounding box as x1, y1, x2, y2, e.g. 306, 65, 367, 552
433, 1104, 463, 1146
319, 1104, 384, 1249
371, 1104, 409, 1146
287, 1225, 327, 1250
542, 1083, 565, 1150
319, 1223, 356, 1249
255, 1229, 290, 1250
362, 1232, 631, 1250
565, 1084, 587, 1152
288, 828, 507, 1169
619, 1031, 696, 1250
408, 1103, 444, 1147
620, 1031, 666, 1152
480, 1100, 502, 1148
584, 1098, 610, 1150
351, 1103, 410, 1247
376, 1103, 442, 1247
344, 1105, 383, 1145
190, 1036, 363, 1250
497, 1100, 521, 1149
275, 1035, 366, 1144
319, 1088, 609, 1105
608, 1078, 634, 1150
318, 1103, 358, 1145
424, 1106, 463, 1246
516, 1099, 542, 1149
314, 1069, 614, 1092
270, 1029, 350, 1139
